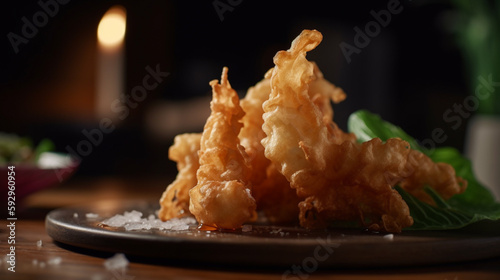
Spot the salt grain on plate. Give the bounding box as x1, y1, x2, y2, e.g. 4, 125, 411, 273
101, 210, 196, 231
270, 228, 282, 234
86, 213, 99, 219
104, 253, 129, 271
241, 224, 252, 232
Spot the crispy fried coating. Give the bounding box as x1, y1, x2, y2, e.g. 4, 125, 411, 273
398, 150, 467, 204
160, 29, 466, 233
238, 63, 350, 224
253, 162, 302, 223
158, 133, 201, 220
239, 69, 273, 187
189, 67, 257, 229
262, 29, 466, 232
238, 69, 300, 223
262, 29, 340, 197
261, 30, 413, 232
298, 138, 417, 232
309, 62, 345, 119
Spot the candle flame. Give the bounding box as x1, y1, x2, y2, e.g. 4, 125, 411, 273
98, 6, 126, 48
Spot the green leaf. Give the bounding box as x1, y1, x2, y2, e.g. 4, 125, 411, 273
347, 110, 500, 230
396, 186, 480, 230
347, 110, 425, 152
33, 138, 55, 162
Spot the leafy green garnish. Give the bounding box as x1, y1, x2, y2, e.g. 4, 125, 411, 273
33, 138, 55, 162
347, 110, 500, 230
0, 133, 55, 165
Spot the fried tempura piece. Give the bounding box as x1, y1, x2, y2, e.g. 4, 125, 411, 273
261, 30, 412, 232
189, 67, 256, 229
239, 69, 273, 186
158, 133, 201, 220
298, 138, 416, 232
262, 29, 466, 232
398, 150, 467, 204
309, 62, 345, 119
239, 64, 350, 224
160, 29, 466, 233
238, 69, 299, 223
253, 163, 302, 223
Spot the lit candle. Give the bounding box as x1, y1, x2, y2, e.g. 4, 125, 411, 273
96, 5, 126, 120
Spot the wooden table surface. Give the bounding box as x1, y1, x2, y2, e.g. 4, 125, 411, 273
2, 177, 500, 280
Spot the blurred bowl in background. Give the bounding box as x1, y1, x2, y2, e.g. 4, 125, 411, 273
2, 152, 79, 205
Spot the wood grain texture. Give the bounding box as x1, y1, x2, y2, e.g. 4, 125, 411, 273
2, 178, 500, 279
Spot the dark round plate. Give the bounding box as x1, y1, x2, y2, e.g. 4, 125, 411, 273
45, 200, 500, 268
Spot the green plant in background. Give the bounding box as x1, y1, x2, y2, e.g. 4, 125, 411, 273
451, 0, 500, 115
0, 133, 54, 165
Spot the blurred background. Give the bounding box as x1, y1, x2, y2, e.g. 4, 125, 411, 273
1, 0, 499, 211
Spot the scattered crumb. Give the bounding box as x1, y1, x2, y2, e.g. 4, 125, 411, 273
47, 257, 62, 266
241, 224, 252, 232
86, 213, 99, 219
36, 240, 43, 249
30, 256, 62, 268
73, 213, 79, 218
383, 234, 394, 241
270, 228, 282, 234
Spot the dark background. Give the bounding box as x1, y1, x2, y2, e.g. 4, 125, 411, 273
0, 0, 473, 180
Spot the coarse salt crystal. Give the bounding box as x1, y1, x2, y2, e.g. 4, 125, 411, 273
36, 240, 43, 249
86, 213, 99, 219
270, 228, 282, 234
104, 253, 129, 271
101, 210, 196, 232
73, 213, 79, 218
